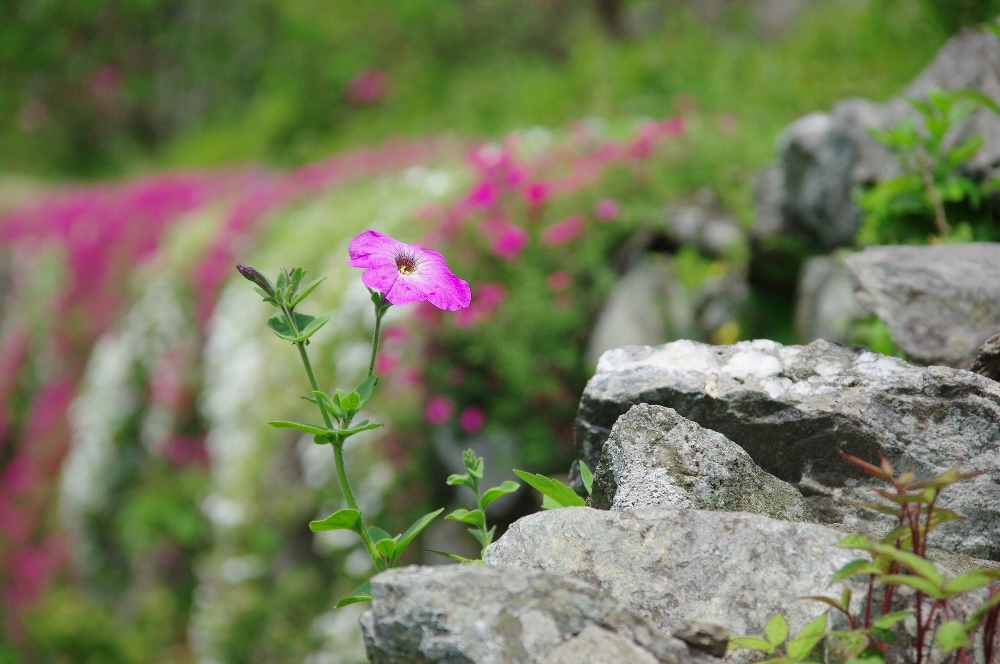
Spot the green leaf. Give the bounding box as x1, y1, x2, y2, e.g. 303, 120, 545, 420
870, 543, 943, 586
480, 481, 520, 509
836, 533, 872, 550
462, 450, 484, 478
340, 391, 361, 414
787, 613, 826, 660
269, 420, 330, 436
728, 636, 775, 654
878, 574, 945, 599
309, 509, 361, 533
276, 269, 288, 290
966, 587, 1000, 630
355, 375, 378, 406
375, 538, 395, 559
333, 421, 383, 438
266, 312, 297, 341
469, 527, 489, 547
804, 595, 847, 612
335, 581, 371, 608
513, 470, 586, 508
312, 390, 342, 420
294, 315, 329, 343
290, 277, 326, 308
831, 559, 877, 584
579, 461, 594, 495
765, 614, 789, 647
369, 526, 392, 542
541, 495, 563, 510
446, 508, 485, 528
873, 610, 912, 629
942, 571, 992, 596
446, 473, 475, 490
955, 88, 1000, 117
427, 550, 480, 564
935, 619, 969, 654
390, 508, 444, 565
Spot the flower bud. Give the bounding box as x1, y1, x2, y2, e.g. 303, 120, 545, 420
236, 264, 275, 297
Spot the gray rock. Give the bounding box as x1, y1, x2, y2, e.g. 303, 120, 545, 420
766, 27, 1000, 249
845, 243, 1000, 367
484, 507, 863, 641
672, 622, 729, 659
794, 253, 865, 344
589, 404, 813, 523
572, 338, 1000, 559
587, 254, 694, 364
970, 333, 1000, 382
665, 202, 746, 258
359, 564, 709, 664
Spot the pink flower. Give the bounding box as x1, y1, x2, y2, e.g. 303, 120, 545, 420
505, 167, 527, 188
346, 69, 391, 105
455, 283, 507, 328
425, 396, 454, 425
523, 182, 551, 206
348, 230, 471, 310
541, 215, 584, 246
547, 271, 572, 292
491, 224, 529, 260
594, 198, 620, 222
375, 351, 399, 375
459, 406, 485, 434
467, 181, 498, 209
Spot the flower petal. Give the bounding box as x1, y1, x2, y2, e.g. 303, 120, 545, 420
361, 261, 399, 294
348, 230, 403, 268
382, 255, 470, 310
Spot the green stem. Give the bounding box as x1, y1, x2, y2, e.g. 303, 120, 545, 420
368, 299, 389, 377
283, 306, 385, 571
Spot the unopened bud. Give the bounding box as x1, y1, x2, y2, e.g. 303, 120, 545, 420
236, 264, 275, 297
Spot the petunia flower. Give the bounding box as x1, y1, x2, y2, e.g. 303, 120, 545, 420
348, 230, 471, 310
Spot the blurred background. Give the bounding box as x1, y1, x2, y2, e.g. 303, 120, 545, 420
0, 1, 995, 662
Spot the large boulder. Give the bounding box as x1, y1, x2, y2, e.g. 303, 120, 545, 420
484, 507, 862, 641
359, 564, 710, 664
759, 27, 1000, 249
844, 243, 1000, 367
572, 339, 1000, 559
589, 403, 813, 523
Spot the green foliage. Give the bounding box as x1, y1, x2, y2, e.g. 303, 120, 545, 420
0, 1, 945, 176
731, 451, 1000, 664
443, 449, 520, 559
857, 88, 1000, 245
513, 461, 592, 510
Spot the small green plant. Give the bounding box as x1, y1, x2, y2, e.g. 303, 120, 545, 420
513, 460, 593, 510
236, 230, 473, 607
730, 451, 1000, 664
437, 449, 521, 561
857, 87, 1000, 245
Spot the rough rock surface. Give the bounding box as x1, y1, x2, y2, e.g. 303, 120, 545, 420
359, 564, 710, 664
845, 243, 1000, 367
589, 404, 813, 523
761, 27, 1000, 248
971, 333, 1000, 382
484, 507, 862, 640
794, 253, 864, 344
572, 339, 1000, 559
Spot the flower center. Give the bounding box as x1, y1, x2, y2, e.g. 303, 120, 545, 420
395, 251, 420, 275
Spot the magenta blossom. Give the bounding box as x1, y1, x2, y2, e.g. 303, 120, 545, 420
541, 215, 584, 246
595, 198, 620, 222
425, 395, 454, 425
348, 230, 471, 310
459, 406, 485, 434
